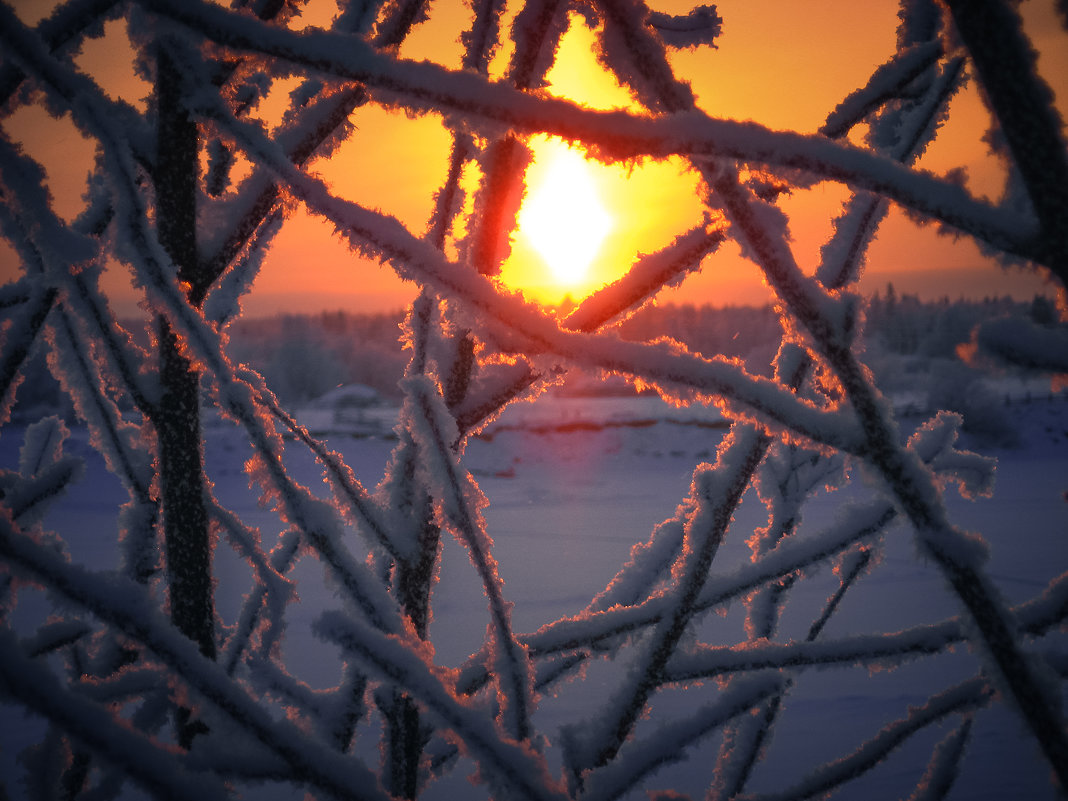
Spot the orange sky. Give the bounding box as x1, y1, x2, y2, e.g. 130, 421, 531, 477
2, 0, 1066, 316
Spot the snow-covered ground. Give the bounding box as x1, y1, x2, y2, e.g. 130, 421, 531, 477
1, 393, 1066, 799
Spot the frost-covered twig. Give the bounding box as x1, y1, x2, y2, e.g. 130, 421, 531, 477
0, 0, 120, 108
199, 83, 367, 295
245, 370, 402, 560
734, 678, 992, 801
0, 627, 231, 801
710, 32, 968, 792
567, 428, 767, 778
820, 40, 943, 139
0, 135, 159, 421
219, 528, 300, 676
646, 5, 722, 49
905, 714, 974, 801
204, 494, 292, 609
708, 442, 853, 799
467, 410, 993, 700
510, 499, 895, 661
199, 0, 436, 298
317, 611, 568, 801
3, 0, 1062, 796
3, 14, 417, 640
579, 673, 784, 801
176, 81, 864, 454
375, 291, 445, 797
944, 0, 1068, 290
3, 429, 83, 528
0, 281, 55, 422
590, 0, 1068, 784
456, 0, 524, 278
405, 375, 534, 741
0, 514, 404, 801
564, 219, 727, 332
816, 54, 965, 288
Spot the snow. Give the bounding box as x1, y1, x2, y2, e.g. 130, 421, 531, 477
2, 392, 1064, 799
486, 392, 728, 433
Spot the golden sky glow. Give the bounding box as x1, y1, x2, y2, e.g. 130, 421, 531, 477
2, 0, 1066, 316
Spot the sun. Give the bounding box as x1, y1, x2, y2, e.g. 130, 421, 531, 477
517, 144, 613, 288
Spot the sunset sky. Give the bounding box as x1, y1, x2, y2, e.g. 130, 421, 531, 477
2, 0, 1067, 317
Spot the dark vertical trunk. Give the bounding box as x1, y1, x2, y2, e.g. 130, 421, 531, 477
155, 42, 215, 748
157, 320, 214, 661
384, 688, 423, 800
384, 493, 439, 799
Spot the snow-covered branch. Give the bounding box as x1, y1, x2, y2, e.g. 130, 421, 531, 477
0, 515, 397, 801
735, 677, 992, 801
0, 627, 232, 801
404, 376, 534, 740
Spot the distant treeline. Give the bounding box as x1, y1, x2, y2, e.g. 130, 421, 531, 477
865, 286, 1058, 358
228, 310, 409, 405
9, 290, 1058, 419
618, 288, 1059, 364
218, 288, 1060, 406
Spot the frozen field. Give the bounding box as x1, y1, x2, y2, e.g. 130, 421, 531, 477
2, 393, 1066, 800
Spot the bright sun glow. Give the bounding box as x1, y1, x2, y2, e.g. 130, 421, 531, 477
518, 146, 613, 286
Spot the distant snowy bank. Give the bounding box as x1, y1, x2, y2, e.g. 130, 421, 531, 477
277, 376, 1065, 445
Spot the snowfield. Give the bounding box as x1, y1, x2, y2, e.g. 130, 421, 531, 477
2, 392, 1065, 800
